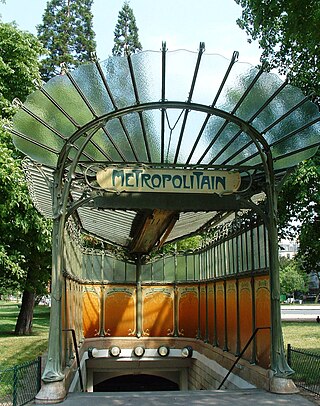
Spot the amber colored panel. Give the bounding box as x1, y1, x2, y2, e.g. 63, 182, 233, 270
142, 287, 174, 336
215, 281, 225, 349
82, 291, 100, 338
105, 287, 135, 336
239, 278, 253, 361
200, 285, 207, 340
226, 280, 237, 354
255, 275, 271, 369
178, 285, 198, 338
207, 283, 215, 343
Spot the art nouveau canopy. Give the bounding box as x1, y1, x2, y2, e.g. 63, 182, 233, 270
10, 43, 320, 256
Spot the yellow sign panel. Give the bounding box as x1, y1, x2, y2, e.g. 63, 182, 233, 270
96, 167, 241, 195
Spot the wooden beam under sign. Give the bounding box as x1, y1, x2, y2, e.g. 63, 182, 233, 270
130, 209, 178, 254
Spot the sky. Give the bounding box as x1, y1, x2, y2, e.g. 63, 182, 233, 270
0, 0, 262, 65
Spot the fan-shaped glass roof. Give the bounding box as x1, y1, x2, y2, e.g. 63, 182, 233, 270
10, 46, 320, 255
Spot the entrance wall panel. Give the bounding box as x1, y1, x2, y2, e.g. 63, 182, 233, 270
200, 285, 207, 340
142, 287, 174, 337
215, 281, 225, 349
207, 283, 215, 343
104, 286, 135, 337
239, 278, 253, 361
178, 285, 198, 338
83, 289, 100, 338
226, 279, 237, 354
255, 276, 271, 369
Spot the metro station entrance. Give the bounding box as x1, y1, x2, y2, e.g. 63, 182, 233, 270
10, 43, 320, 403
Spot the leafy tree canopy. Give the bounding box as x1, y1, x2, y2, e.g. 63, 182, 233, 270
0, 23, 52, 333
0, 22, 43, 118
279, 257, 308, 297
112, 1, 142, 56
235, 0, 320, 100
37, 0, 96, 81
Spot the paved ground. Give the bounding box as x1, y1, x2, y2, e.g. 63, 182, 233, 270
281, 305, 320, 321
33, 389, 319, 405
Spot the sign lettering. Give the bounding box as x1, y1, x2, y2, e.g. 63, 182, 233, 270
96, 167, 241, 195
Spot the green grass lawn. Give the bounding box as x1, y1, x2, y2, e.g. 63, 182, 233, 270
0, 301, 50, 370
282, 321, 320, 355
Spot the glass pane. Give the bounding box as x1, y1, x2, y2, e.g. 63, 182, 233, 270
187, 255, 195, 281
103, 255, 114, 281
164, 256, 175, 282
153, 257, 164, 281
177, 255, 187, 281
126, 262, 136, 282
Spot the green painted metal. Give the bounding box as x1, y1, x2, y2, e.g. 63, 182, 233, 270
10, 48, 320, 387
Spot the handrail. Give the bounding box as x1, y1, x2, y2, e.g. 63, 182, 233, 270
217, 326, 271, 390
63, 328, 84, 392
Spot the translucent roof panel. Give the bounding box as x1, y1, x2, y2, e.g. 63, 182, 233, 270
10, 47, 320, 254
11, 49, 319, 172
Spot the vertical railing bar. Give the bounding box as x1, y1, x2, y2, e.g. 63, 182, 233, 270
174, 42, 205, 163
161, 41, 167, 163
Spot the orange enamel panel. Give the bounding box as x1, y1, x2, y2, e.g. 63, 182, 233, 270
82, 290, 100, 338
239, 278, 253, 361
200, 285, 207, 340
142, 287, 174, 337
178, 285, 198, 338
255, 275, 271, 369
215, 281, 225, 349
207, 283, 215, 343
226, 280, 237, 354
104, 287, 135, 336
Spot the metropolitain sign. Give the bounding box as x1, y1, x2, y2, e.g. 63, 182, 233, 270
96, 167, 241, 195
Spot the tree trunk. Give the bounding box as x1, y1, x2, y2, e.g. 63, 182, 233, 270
14, 290, 36, 335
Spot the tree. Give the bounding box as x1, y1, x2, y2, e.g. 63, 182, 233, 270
0, 22, 52, 334
0, 23, 44, 119
235, 0, 320, 275
234, 0, 320, 101
278, 153, 320, 275
37, 0, 96, 81
279, 257, 308, 300
112, 1, 142, 56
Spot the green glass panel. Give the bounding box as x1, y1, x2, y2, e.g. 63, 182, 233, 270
153, 258, 163, 281
103, 255, 113, 280
247, 231, 252, 271
126, 262, 136, 282
92, 255, 102, 280
113, 259, 126, 281
194, 254, 200, 280
176, 255, 186, 281
258, 225, 266, 269
141, 262, 151, 282
82, 254, 92, 280
164, 256, 175, 281
187, 255, 195, 281
44, 74, 94, 127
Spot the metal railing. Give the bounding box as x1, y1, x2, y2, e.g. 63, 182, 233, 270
0, 357, 41, 406
218, 326, 270, 390
287, 344, 320, 396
